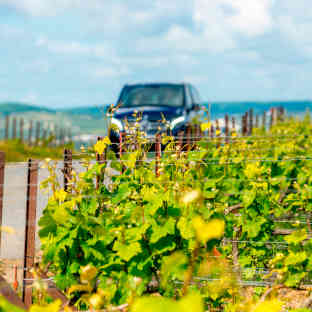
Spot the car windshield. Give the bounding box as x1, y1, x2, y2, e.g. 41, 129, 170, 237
119, 85, 184, 107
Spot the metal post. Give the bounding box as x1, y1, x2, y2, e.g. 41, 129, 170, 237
241, 114, 244, 136
23, 159, 38, 307
210, 124, 215, 138
4, 116, 9, 141
0, 152, 5, 250
249, 109, 253, 135
178, 131, 184, 155
244, 111, 249, 136
35, 121, 40, 145
262, 111, 266, 130
54, 125, 58, 147
225, 114, 229, 143
20, 118, 24, 143
60, 128, 65, 146
63, 149, 72, 192
255, 114, 259, 128
186, 125, 191, 152
232, 116, 236, 133
28, 120, 33, 146
12, 118, 16, 140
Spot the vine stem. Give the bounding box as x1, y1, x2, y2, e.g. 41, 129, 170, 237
182, 243, 199, 296
259, 285, 283, 302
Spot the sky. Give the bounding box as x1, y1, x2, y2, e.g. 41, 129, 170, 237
0, 0, 312, 108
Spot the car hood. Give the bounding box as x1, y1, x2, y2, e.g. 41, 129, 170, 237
113, 106, 184, 122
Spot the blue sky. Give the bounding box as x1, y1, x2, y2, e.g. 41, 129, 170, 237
0, 0, 311, 108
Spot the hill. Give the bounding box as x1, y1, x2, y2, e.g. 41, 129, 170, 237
0, 102, 55, 115
209, 100, 312, 117
0, 101, 311, 138
62, 105, 107, 118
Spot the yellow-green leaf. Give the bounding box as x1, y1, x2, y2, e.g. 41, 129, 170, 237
252, 299, 283, 312
192, 217, 224, 244
29, 300, 62, 312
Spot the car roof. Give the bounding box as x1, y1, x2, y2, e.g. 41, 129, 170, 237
124, 82, 186, 87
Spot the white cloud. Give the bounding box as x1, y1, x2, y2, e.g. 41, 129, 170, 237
35, 37, 115, 59
21, 92, 39, 104
3, 0, 312, 105
0, 0, 105, 16
193, 0, 273, 39
134, 0, 274, 55
0, 24, 25, 38
92, 66, 130, 79
276, 0, 312, 58
18, 60, 51, 74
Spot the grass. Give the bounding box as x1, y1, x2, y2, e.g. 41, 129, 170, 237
0, 139, 75, 162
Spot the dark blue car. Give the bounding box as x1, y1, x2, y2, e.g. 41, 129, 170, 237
109, 82, 202, 153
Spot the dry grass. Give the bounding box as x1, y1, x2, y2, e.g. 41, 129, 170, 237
0, 140, 74, 162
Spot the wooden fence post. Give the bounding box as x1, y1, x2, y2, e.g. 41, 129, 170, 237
0, 152, 5, 250
28, 120, 33, 146
232, 117, 236, 133
241, 115, 244, 136
262, 111, 266, 130
255, 114, 259, 128
178, 131, 184, 156
249, 109, 253, 135
35, 121, 40, 145
61, 128, 64, 146
280, 107, 285, 121
68, 129, 72, 144
42, 128, 47, 143
64, 149, 72, 192
20, 118, 24, 143
210, 124, 215, 138
155, 133, 161, 177
119, 132, 123, 158
119, 132, 125, 173
23, 159, 38, 307
195, 124, 200, 145
278, 106, 285, 122
186, 125, 191, 152
12, 118, 17, 140
5, 116, 9, 141
54, 125, 58, 147
225, 114, 229, 143
245, 111, 249, 136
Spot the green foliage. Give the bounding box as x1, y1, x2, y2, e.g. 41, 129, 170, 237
37, 115, 312, 310
131, 292, 204, 312
0, 296, 25, 312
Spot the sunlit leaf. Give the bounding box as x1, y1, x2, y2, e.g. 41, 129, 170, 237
192, 217, 224, 244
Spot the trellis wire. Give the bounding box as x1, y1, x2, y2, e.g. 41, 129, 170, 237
0, 106, 310, 304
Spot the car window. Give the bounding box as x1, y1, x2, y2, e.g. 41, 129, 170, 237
119, 85, 184, 107
190, 86, 201, 104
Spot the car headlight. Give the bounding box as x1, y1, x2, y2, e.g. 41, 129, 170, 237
170, 116, 185, 130
111, 117, 124, 131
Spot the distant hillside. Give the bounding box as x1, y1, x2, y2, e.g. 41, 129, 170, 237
0, 100, 310, 137
0, 102, 55, 115
62, 105, 107, 118
209, 100, 312, 118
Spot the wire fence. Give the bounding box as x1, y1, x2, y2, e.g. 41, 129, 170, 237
1, 105, 312, 307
